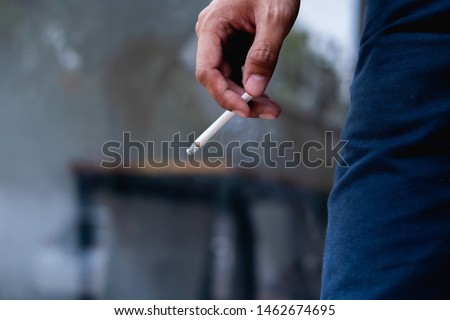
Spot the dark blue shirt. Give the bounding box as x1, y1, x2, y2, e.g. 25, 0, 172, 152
322, 0, 450, 299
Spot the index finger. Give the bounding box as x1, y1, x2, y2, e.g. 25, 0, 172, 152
196, 31, 250, 116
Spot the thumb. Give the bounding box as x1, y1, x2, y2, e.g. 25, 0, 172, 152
243, 26, 285, 97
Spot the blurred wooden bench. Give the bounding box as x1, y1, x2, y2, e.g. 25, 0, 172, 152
71, 163, 327, 299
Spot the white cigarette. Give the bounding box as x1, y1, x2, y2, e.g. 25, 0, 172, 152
187, 92, 253, 155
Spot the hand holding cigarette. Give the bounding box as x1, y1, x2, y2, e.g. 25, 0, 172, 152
190, 0, 300, 155
195, 0, 299, 117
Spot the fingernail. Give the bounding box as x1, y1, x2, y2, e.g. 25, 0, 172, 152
259, 113, 277, 120
233, 110, 247, 118
245, 75, 267, 96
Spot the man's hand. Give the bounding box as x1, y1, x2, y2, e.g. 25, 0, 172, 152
195, 0, 300, 119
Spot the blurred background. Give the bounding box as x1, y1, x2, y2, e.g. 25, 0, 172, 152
0, 0, 363, 299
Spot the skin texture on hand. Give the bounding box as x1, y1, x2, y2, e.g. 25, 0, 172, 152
195, 0, 301, 119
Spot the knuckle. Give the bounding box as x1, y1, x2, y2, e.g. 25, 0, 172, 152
195, 68, 208, 84
216, 95, 231, 110
197, 8, 208, 22
248, 45, 278, 69
196, 8, 209, 34
264, 4, 296, 25
215, 95, 226, 108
